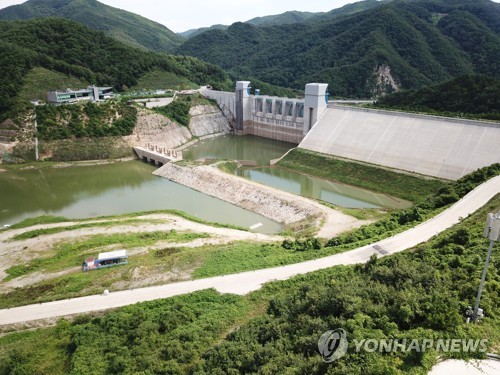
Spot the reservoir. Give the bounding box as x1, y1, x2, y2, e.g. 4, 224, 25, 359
181, 135, 292, 165
0, 161, 282, 234
1, 135, 409, 232
182, 135, 410, 209
237, 167, 409, 209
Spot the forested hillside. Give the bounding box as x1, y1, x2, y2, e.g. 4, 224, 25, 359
0, 0, 184, 52
178, 0, 389, 39
0, 17, 231, 121
376, 74, 500, 120
177, 0, 500, 98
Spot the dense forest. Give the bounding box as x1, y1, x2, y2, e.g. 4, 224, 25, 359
35, 101, 137, 140
375, 74, 500, 120
0, 0, 183, 52
1, 164, 499, 374
177, 0, 500, 98
0, 17, 232, 122
179, 0, 391, 39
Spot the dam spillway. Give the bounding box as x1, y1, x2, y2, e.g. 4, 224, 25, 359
299, 106, 500, 180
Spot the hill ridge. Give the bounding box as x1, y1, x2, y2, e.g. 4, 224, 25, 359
0, 0, 184, 52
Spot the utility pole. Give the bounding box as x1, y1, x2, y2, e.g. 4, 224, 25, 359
472, 212, 500, 322
34, 109, 39, 162
30, 100, 40, 161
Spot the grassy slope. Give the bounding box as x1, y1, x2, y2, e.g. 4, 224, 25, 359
278, 148, 445, 203
129, 69, 198, 91
18, 67, 90, 102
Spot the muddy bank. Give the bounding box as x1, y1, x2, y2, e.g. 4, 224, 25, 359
153, 163, 363, 236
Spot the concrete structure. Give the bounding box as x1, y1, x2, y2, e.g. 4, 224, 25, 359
205, 82, 329, 144
48, 86, 114, 105
300, 105, 500, 180
133, 145, 182, 166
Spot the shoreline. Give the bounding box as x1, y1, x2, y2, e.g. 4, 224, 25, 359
154, 162, 365, 238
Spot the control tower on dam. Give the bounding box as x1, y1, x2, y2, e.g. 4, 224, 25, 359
204, 81, 329, 144
299, 105, 500, 180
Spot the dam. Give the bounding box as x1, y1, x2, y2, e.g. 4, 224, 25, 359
300, 106, 500, 180
205, 82, 500, 181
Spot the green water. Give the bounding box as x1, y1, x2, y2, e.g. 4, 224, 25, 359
1, 135, 410, 234
183, 135, 409, 209
0, 161, 281, 234
238, 167, 411, 209
182, 135, 295, 166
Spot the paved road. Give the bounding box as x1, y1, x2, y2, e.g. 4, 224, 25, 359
1, 176, 499, 326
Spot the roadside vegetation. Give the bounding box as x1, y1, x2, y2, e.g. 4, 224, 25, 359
1, 192, 499, 374
278, 148, 446, 202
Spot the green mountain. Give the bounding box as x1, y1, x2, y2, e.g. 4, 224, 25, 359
176, 0, 500, 98
375, 74, 500, 120
179, 0, 389, 39
179, 24, 228, 39
317, 0, 393, 21
246, 10, 322, 27
0, 0, 184, 52
0, 17, 231, 120
179, 11, 322, 39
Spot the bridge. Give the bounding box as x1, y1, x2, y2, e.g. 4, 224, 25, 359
133, 144, 182, 166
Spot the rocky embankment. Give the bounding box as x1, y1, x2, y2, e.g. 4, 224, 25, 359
124, 105, 231, 150
188, 105, 232, 137
154, 163, 324, 225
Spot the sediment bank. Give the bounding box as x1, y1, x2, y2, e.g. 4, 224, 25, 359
154, 163, 363, 236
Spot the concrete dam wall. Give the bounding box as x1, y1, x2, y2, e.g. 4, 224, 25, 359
299, 106, 500, 180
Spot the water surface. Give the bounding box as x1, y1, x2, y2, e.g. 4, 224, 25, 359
0, 161, 281, 234
182, 135, 295, 166
238, 167, 410, 209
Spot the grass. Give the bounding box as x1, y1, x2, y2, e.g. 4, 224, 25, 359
278, 148, 446, 203
0, 236, 215, 308
336, 207, 389, 221
11, 218, 159, 240
216, 161, 239, 174
8, 209, 249, 232
9, 215, 69, 229
5, 230, 208, 281
18, 67, 90, 103
129, 69, 198, 91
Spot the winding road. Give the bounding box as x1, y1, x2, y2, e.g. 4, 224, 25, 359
1, 175, 499, 326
